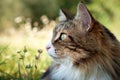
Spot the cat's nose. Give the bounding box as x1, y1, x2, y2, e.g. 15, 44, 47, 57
46, 46, 51, 50
46, 42, 51, 50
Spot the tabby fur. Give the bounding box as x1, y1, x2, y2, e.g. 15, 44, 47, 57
41, 3, 120, 80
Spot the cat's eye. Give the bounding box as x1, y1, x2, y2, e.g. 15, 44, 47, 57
60, 33, 67, 40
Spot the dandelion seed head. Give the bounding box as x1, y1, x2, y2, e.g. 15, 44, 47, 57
38, 49, 43, 54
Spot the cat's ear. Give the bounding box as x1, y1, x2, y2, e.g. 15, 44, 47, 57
75, 3, 93, 31
59, 9, 67, 21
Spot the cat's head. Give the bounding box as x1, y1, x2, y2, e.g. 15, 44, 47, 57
46, 3, 113, 65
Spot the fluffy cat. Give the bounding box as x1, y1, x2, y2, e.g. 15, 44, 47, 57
41, 3, 120, 80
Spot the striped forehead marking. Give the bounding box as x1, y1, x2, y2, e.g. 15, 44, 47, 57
54, 23, 66, 41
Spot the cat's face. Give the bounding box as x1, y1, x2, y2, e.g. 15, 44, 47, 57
46, 3, 100, 64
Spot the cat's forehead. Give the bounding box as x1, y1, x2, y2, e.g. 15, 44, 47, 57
54, 20, 75, 32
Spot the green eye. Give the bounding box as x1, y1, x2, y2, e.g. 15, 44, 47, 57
61, 33, 67, 40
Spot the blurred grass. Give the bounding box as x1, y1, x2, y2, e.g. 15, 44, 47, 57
0, 44, 51, 80
0, 16, 56, 79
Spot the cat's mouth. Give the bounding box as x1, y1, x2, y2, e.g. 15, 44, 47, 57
46, 42, 66, 60
51, 56, 61, 59
49, 54, 64, 60
49, 54, 58, 59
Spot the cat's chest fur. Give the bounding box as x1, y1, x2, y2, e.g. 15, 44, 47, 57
51, 63, 112, 80
51, 63, 82, 80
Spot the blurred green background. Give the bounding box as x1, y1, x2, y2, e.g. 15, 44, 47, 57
0, 0, 120, 80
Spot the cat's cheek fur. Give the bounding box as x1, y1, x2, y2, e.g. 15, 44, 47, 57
46, 42, 57, 58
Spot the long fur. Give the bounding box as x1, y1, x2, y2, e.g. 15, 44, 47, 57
41, 3, 120, 80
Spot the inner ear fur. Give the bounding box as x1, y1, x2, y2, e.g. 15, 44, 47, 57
75, 3, 94, 31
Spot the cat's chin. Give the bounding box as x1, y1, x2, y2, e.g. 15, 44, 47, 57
47, 50, 59, 59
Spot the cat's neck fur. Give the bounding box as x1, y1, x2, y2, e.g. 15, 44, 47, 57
51, 58, 112, 80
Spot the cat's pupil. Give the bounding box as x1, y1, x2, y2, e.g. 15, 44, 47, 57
61, 33, 67, 40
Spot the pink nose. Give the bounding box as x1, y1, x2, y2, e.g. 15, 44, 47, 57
46, 42, 52, 50
46, 45, 51, 50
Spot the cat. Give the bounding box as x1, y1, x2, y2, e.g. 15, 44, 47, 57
41, 3, 120, 80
